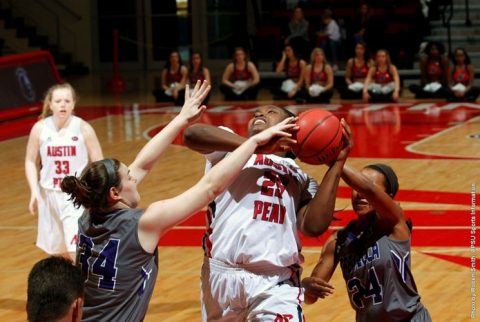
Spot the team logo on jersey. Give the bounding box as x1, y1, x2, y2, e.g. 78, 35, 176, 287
72, 136, 78, 141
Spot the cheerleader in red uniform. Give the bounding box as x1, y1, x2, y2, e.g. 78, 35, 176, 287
409, 42, 449, 99
363, 49, 400, 102
341, 42, 373, 99
220, 47, 260, 101
188, 52, 211, 104
153, 50, 188, 105
304, 47, 334, 103
448, 47, 480, 102
273, 44, 307, 100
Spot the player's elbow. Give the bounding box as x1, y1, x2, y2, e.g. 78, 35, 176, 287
202, 176, 225, 202
301, 218, 329, 237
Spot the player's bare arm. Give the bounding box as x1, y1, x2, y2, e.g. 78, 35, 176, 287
341, 164, 409, 240
25, 121, 42, 215
129, 80, 210, 183
183, 124, 246, 154
297, 119, 352, 236
184, 122, 297, 155
303, 232, 338, 304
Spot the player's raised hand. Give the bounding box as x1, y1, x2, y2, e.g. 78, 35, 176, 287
178, 80, 211, 124
251, 117, 298, 149
302, 276, 335, 304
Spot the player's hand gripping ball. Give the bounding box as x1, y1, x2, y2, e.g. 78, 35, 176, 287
292, 108, 343, 165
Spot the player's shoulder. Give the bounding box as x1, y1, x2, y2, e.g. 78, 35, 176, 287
30, 118, 46, 134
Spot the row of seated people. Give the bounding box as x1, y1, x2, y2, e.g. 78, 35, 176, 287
152, 44, 478, 104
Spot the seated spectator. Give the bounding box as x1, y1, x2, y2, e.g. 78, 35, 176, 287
409, 41, 449, 99
152, 50, 188, 105
272, 44, 307, 100
220, 47, 260, 100
284, 6, 311, 59
351, 3, 374, 45
27, 256, 84, 322
188, 52, 211, 103
340, 42, 373, 99
304, 48, 334, 102
448, 47, 480, 102
363, 49, 400, 102
317, 9, 341, 70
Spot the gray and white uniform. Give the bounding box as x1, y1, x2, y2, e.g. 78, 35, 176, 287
336, 221, 431, 322
77, 208, 158, 322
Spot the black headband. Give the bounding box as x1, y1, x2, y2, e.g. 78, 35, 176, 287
100, 159, 116, 192
365, 163, 399, 198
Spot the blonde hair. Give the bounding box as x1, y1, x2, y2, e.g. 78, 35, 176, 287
310, 47, 326, 65
375, 49, 391, 68
39, 83, 77, 119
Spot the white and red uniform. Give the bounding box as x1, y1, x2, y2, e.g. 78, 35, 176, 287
37, 115, 88, 254
201, 128, 318, 321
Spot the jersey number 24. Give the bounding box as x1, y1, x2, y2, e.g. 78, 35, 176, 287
78, 234, 120, 291
347, 267, 383, 309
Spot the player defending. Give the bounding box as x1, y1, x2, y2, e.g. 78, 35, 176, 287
184, 107, 351, 321
302, 123, 431, 321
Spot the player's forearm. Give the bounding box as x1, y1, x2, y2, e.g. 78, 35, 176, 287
25, 161, 39, 194
183, 124, 246, 154
341, 164, 376, 197
133, 116, 188, 173
143, 137, 259, 234
301, 160, 344, 236
201, 137, 258, 198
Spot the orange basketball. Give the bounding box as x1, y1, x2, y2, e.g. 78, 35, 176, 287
292, 108, 343, 165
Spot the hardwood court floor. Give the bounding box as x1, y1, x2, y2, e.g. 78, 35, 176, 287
0, 99, 478, 321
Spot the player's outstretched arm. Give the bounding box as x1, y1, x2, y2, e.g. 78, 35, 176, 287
183, 123, 246, 154
303, 233, 337, 304
138, 118, 298, 253
298, 119, 352, 237
129, 80, 210, 183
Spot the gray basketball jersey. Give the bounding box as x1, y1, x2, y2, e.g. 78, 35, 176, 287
336, 222, 430, 322
77, 208, 158, 321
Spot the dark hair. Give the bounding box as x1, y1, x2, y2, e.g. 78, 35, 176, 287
189, 51, 204, 74
355, 41, 370, 62
232, 47, 249, 64
61, 159, 122, 214
452, 47, 471, 65
284, 44, 301, 66
27, 256, 84, 322
164, 50, 183, 70
364, 163, 399, 198
424, 41, 445, 57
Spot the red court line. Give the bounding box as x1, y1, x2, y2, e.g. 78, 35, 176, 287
162, 209, 475, 247
337, 186, 472, 205
421, 252, 480, 270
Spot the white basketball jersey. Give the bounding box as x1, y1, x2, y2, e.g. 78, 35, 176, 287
39, 116, 89, 191
203, 147, 317, 270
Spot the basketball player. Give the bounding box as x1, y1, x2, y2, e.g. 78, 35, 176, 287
27, 256, 84, 322
303, 124, 431, 321
183, 108, 351, 321
25, 83, 103, 261
60, 81, 299, 321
